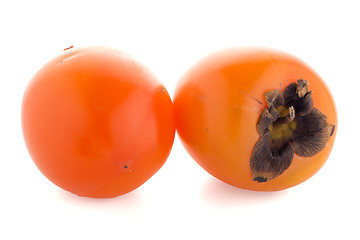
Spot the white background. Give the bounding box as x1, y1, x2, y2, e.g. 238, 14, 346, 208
1, 0, 358, 239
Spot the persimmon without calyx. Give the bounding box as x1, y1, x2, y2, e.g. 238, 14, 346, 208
174, 47, 337, 191
22, 46, 175, 198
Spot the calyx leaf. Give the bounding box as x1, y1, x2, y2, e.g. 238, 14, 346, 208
250, 132, 294, 183
292, 108, 335, 157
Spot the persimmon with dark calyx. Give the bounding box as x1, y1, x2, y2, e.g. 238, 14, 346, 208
174, 47, 337, 191
22, 46, 175, 198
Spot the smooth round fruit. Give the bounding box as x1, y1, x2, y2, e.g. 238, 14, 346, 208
22, 46, 175, 198
174, 47, 337, 191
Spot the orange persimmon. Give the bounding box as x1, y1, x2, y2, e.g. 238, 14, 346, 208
22, 46, 175, 198
174, 47, 337, 191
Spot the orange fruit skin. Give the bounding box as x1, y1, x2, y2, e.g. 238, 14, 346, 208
22, 47, 175, 198
174, 47, 337, 191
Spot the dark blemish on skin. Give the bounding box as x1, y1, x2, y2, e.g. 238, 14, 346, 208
123, 165, 128, 169
205, 128, 209, 133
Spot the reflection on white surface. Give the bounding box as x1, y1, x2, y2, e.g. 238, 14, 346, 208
200, 177, 288, 207
57, 187, 146, 213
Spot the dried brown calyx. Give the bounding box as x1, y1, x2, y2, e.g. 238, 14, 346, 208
250, 79, 335, 183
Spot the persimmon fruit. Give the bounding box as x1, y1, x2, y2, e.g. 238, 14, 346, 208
22, 46, 175, 198
174, 47, 337, 191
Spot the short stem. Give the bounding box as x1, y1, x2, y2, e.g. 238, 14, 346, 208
272, 106, 295, 127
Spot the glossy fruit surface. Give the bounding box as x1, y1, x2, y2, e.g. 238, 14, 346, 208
22, 46, 175, 198
174, 47, 337, 191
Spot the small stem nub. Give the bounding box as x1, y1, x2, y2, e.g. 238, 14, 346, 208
272, 106, 295, 127
289, 106, 295, 120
